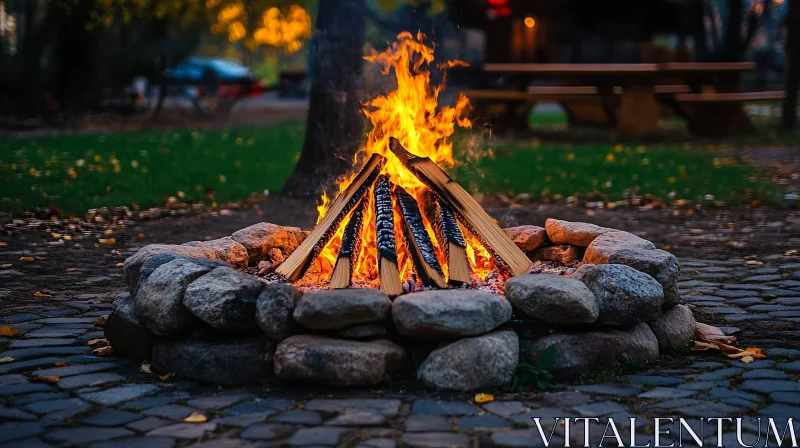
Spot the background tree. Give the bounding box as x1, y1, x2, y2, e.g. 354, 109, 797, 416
783, 0, 799, 129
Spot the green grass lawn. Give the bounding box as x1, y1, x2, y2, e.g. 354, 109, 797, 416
0, 120, 784, 216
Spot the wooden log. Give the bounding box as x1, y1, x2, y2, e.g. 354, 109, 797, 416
434, 200, 471, 285
276, 154, 385, 281
374, 175, 403, 296
394, 185, 447, 289
329, 198, 367, 289
388, 137, 532, 276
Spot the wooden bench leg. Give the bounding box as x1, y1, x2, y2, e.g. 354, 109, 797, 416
616, 85, 660, 139
685, 104, 753, 137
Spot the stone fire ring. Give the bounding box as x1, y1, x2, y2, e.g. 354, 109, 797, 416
107, 219, 695, 391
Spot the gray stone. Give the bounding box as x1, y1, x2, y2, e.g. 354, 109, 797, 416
304, 399, 401, 416
714, 289, 757, 298
677, 382, 717, 391
583, 230, 656, 265
11, 393, 69, 406
0, 374, 27, 386
25, 398, 87, 414
401, 432, 470, 448
32, 362, 121, 379
491, 429, 564, 447
286, 427, 350, 446
224, 398, 292, 414
183, 266, 264, 332
504, 225, 548, 251
274, 410, 322, 425
411, 400, 478, 415
571, 400, 626, 417
482, 401, 528, 417
628, 375, 684, 386
274, 335, 405, 386
125, 417, 170, 432
152, 331, 272, 386
571, 264, 663, 326
89, 436, 175, 448
357, 438, 396, 448
81, 409, 143, 426
325, 410, 386, 426
8, 338, 76, 348
337, 323, 388, 339
45, 427, 135, 444
146, 423, 217, 439
765, 348, 800, 359
293, 289, 391, 330
231, 222, 304, 263
520, 323, 659, 377
256, 283, 302, 341
574, 384, 640, 397
418, 330, 518, 391
121, 397, 175, 411
214, 414, 268, 428
544, 219, 609, 246
505, 274, 599, 324
240, 423, 288, 440
0, 383, 52, 396
184, 236, 249, 268
530, 245, 582, 264
741, 369, 789, 380
662, 282, 683, 309
392, 290, 512, 341
729, 298, 765, 306
0, 406, 36, 421
1, 314, 40, 324
647, 304, 696, 351
748, 304, 793, 312
705, 388, 760, 402
405, 415, 452, 432
104, 292, 154, 361
742, 274, 782, 282
56, 372, 124, 389
638, 387, 695, 399
456, 415, 511, 429
135, 258, 213, 336
769, 392, 800, 404
0, 347, 89, 361
780, 360, 800, 371
80, 384, 160, 406
0, 422, 44, 443
123, 244, 220, 293
541, 391, 591, 407
142, 404, 198, 420
186, 393, 253, 410
740, 380, 800, 393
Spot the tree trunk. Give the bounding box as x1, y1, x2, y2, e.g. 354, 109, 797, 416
783, 0, 800, 129
281, 0, 366, 198
691, 0, 708, 61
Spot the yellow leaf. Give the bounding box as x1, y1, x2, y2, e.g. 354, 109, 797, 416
32, 375, 59, 383
0, 242, 7, 247
33, 291, 53, 298
140, 361, 152, 374
55, 361, 68, 367
0, 357, 14, 363
183, 412, 208, 423
159, 372, 174, 381
474, 393, 494, 404
19, 256, 35, 262
741, 356, 754, 363
99, 238, 116, 245
63, 235, 72, 241
104, 228, 113, 235
51, 232, 62, 239
92, 346, 114, 356
116, 262, 124, 268
96, 316, 106, 326
87, 338, 108, 346
0, 326, 19, 337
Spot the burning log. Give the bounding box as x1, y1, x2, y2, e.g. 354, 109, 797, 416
434, 200, 471, 285
374, 175, 403, 296
394, 185, 447, 289
329, 199, 367, 289
388, 137, 532, 276
277, 154, 386, 282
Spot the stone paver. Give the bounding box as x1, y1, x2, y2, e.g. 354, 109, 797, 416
45, 427, 135, 445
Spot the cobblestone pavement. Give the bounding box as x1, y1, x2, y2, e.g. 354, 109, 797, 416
1, 209, 800, 447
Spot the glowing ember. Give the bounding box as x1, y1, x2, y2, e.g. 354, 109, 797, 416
310, 31, 495, 287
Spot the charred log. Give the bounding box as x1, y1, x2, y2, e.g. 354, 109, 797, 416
374, 175, 403, 295
330, 198, 367, 289
395, 185, 446, 288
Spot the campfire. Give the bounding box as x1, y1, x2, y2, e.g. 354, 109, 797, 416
276, 32, 532, 294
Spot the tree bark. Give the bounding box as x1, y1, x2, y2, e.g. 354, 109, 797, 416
281, 0, 366, 198
783, 0, 800, 129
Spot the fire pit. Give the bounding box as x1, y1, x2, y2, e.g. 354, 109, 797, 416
105, 33, 696, 391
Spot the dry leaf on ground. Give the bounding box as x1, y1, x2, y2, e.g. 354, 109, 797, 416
33, 291, 53, 297
695, 323, 737, 345
96, 316, 106, 326
92, 346, 114, 356
19, 256, 34, 262
0, 242, 7, 247
183, 412, 208, 423
474, 393, 494, 404
139, 361, 152, 374
55, 361, 67, 367
0, 357, 15, 363
87, 338, 108, 346
727, 347, 767, 360
32, 375, 59, 383
0, 326, 19, 337
159, 372, 174, 381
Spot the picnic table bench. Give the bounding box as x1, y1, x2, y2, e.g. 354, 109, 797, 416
465, 62, 784, 138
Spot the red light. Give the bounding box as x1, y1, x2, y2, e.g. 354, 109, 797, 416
488, 0, 508, 5
495, 6, 511, 16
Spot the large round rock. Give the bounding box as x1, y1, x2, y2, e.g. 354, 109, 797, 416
256, 283, 303, 341
571, 264, 663, 327
273, 334, 406, 386
418, 330, 518, 391
392, 290, 512, 341
292, 289, 391, 330
135, 258, 214, 336
124, 244, 221, 294
182, 237, 249, 268
545, 219, 610, 246
231, 222, 305, 263
104, 292, 155, 362
183, 266, 265, 332
505, 274, 599, 324
503, 225, 548, 251
136, 253, 230, 295
647, 304, 696, 351
152, 330, 273, 386
583, 231, 656, 265
520, 323, 659, 377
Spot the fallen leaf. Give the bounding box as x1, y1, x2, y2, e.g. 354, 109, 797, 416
0, 326, 19, 337
63, 235, 72, 241
159, 372, 174, 381
0, 242, 7, 247
139, 361, 152, 374
745, 260, 763, 266
691, 341, 719, 352
474, 393, 494, 404
0, 357, 14, 363
183, 412, 208, 423
51, 232, 62, 239
695, 323, 737, 345
1, 264, 11, 269
87, 338, 108, 346
727, 347, 767, 360
115, 262, 124, 268
741, 356, 754, 363
92, 346, 114, 356
99, 238, 116, 245
785, 249, 798, 256
33, 291, 53, 298
19, 256, 35, 262
55, 361, 67, 367
96, 316, 106, 326
32, 375, 59, 383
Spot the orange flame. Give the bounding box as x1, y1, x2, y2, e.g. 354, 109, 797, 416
313, 31, 495, 286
